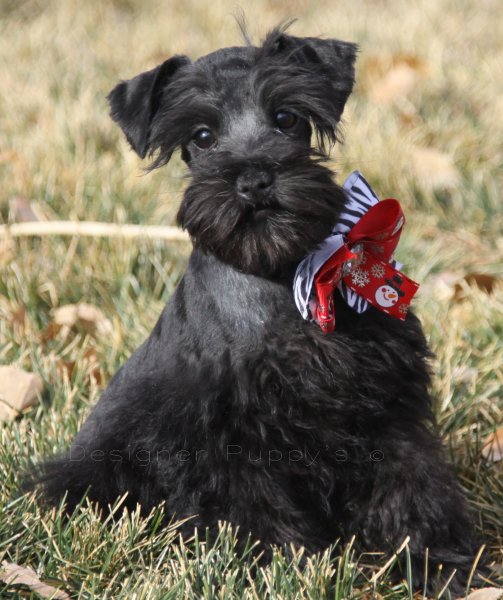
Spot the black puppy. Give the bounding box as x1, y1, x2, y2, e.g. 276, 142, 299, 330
33, 27, 479, 591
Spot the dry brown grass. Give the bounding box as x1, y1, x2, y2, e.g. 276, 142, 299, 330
0, 0, 502, 597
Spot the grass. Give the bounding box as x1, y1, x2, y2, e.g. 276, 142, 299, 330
0, 0, 502, 597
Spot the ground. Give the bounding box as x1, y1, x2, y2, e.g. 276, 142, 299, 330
0, 0, 502, 598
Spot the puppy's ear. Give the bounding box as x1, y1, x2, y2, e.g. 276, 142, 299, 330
263, 30, 357, 121
108, 55, 191, 159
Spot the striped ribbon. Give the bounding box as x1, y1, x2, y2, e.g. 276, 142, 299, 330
293, 171, 402, 321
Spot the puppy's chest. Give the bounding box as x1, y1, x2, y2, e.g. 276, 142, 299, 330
181, 252, 416, 407
216, 272, 293, 337
189, 253, 297, 345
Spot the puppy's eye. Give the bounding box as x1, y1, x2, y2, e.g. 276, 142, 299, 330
193, 128, 216, 149
275, 111, 298, 131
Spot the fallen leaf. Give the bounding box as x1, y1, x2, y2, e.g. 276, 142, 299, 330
371, 63, 422, 104
56, 347, 103, 385
9, 196, 39, 222
365, 54, 428, 105
461, 588, 503, 600
0, 561, 70, 599
0, 150, 19, 165
451, 365, 478, 385
398, 109, 422, 128
0, 366, 44, 422
56, 359, 76, 379
40, 321, 63, 343
365, 54, 428, 77
453, 273, 500, 302
83, 347, 103, 385
53, 303, 113, 337
481, 427, 503, 462
0, 149, 29, 183
10, 303, 26, 329
411, 146, 460, 190
419, 270, 460, 301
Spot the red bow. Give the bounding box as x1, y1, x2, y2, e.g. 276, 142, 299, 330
313, 199, 419, 333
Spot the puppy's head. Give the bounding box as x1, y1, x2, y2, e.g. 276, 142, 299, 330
108, 28, 357, 276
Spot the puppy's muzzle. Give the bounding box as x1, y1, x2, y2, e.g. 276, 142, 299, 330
236, 167, 274, 209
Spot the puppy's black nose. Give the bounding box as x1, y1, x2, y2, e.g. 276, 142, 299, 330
236, 169, 273, 206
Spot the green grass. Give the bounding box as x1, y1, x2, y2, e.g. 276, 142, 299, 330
1, 0, 502, 597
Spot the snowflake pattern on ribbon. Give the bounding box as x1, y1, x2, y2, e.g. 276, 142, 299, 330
350, 268, 370, 288
371, 263, 386, 279
399, 304, 409, 315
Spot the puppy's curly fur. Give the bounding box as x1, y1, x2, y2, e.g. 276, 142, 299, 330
29, 27, 480, 592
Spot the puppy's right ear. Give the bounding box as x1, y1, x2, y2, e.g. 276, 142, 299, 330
108, 55, 190, 159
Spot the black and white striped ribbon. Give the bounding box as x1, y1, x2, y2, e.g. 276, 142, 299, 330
293, 171, 401, 320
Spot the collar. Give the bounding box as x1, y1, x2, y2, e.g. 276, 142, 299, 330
293, 171, 419, 333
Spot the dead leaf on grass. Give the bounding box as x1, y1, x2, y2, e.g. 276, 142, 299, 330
453, 273, 500, 302
419, 270, 460, 301
481, 427, 503, 462
83, 347, 103, 385
371, 63, 421, 104
459, 588, 503, 600
0, 561, 70, 600
0, 149, 29, 183
9, 196, 39, 222
411, 146, 460, 190
40, 321, 63, 343
56, 358, 76, 379
451, 366, 478, 386
56, 347, 103, 385
53, 303, 113, 338
10, 303, 27, 329
0, 366, 44, 422
0, 150, 18, 164
365, 54, 428, 104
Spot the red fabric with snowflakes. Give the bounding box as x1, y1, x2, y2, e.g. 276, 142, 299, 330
313, 199, 420, 332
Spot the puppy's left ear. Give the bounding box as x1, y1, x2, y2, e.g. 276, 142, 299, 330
263, 31, 358, 121
300, 37, 357, 118
108, 55, 191, 159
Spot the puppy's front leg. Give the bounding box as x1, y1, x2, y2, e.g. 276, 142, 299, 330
350, 425, 479, 592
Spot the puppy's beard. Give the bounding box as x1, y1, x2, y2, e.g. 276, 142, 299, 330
177, 154, 347, 277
